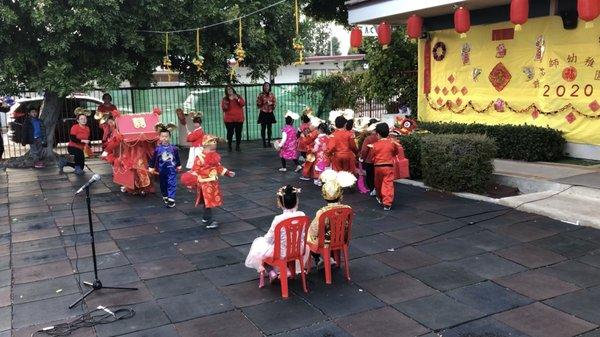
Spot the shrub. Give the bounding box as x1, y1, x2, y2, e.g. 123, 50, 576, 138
398, 133, 424, 179
421, 134, 497, 193
419, 122, 565, 162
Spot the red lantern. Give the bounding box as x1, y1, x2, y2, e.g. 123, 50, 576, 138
454, 6, 471, 38
377, 21, 392, 49
510, 0, 529, 31
578, 0, 600, 28
407, 14, 423, 42
350, 26, 363, 51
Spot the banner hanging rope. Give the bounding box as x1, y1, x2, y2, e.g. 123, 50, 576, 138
138, 0, 288, 34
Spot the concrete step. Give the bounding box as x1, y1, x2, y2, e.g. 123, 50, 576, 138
498, 186, 600, 228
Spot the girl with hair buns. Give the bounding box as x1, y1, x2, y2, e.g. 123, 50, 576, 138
185, 112, 205, 169
245, 185, 307, 287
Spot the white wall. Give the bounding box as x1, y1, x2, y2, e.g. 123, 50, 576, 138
565, 143, 600, 161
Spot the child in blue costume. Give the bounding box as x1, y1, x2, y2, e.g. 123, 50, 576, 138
149, 125, 181, 208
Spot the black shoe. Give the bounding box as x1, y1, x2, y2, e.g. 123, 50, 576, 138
228, 146, 232, 152
235, 146, 241, 152
263, 142, 268, 148
205, 221, 219, 229
162, 197, 168, 204
166, 198, 176, 208
383, 205, 391, 211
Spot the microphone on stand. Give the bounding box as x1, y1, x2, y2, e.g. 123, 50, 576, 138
75, 174, 101, 195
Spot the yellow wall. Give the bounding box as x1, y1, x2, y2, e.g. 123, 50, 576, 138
418, 15, 600, 145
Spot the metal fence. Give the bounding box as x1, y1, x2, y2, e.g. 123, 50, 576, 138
1, 83, 391, 158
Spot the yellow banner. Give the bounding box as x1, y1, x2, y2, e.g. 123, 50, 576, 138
418, 16, 600, 145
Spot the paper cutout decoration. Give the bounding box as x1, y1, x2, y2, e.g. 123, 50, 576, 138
534, 35, 545, 62
496, 43, 507, 58
494, 98, 505, 112
433, 42, 447, 61
461, 43, 471, 65
522, 66, 535, 81
562, 66, 577, 82
488, 62, 512, 92
472, 68, 482, 82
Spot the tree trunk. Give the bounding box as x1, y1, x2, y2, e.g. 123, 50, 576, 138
40, 91, 64, 161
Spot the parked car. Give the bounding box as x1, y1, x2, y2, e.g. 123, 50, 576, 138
8, 94, 104, 145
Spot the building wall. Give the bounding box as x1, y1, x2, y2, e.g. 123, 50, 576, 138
417, 15, 600, 159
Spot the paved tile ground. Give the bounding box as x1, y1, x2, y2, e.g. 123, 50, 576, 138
2, 142, 600, 336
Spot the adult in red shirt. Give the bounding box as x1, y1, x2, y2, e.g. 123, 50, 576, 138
256, 82, 276, 148
98, 93, 118, 147
97, 93, 117, 113
370, 123, 403, 210
327, 116, 358, 173
221, 85, 245, 152
59, 113, 91, 176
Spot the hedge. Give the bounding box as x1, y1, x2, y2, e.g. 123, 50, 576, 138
421, 134, 497, 193
419, 122, 565, 162
398, 133, 424, 179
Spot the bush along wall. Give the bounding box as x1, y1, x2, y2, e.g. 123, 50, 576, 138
421, 134, 497, 193
419, 122, 565, 162
398, 133, 424, 179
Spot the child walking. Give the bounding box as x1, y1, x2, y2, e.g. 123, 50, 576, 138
181, 135, 235, 229
369, 123, 403, 211
277, 112, 302, 172
245, 185, 306, 287
149, 124, 181, 208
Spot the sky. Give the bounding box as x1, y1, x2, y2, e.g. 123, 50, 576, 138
330, 24, 351, 55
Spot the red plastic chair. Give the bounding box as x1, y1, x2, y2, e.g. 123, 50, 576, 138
307, 207, 353, 284
261, 216, 310, 299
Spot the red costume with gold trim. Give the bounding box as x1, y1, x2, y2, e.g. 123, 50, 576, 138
301, 129, 319, 178
180, 141, 234, 208
327, 129, 358, 173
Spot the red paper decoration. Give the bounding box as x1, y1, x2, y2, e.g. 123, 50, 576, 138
454, 7, 471, 38
510, 0, 529, 31
350, 27, 363, 51
407, 15, 423, 41
562, 66, 578, 82
377, 21, 392, 49
578, 0, 600, 28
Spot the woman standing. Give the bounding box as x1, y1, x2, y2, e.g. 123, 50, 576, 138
221, 85, 245, 152
98, 93, 117, 113
256, 82, 276, 148
58, 111, 90, 175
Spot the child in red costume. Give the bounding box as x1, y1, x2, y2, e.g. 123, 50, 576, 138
181, 135, 235, 229
299, 117, 321, 181
185, 115, 205, 169
327, 116, 358, 173
369, 123, 403, 211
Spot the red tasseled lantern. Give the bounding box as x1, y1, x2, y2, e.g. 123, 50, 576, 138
578, 0, 600, 28
406, 14, 423, 42
510, 0, 529, 31
377, 21, 392, 49
350, 26, 363, 51
454, 6, 471, 38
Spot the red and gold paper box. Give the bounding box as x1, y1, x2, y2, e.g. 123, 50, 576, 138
116, 113, 160, 143
113, 113, 159, 189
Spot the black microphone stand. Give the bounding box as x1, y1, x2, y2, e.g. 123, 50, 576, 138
69, 185, 137, 309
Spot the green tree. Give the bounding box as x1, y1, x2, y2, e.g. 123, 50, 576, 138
360, 29, 418, 114
303, 0, 348, 25
306, 28, 418, 116
301, 20, 341, 56
0, 0, 303, 162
